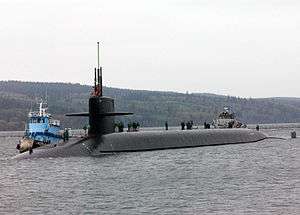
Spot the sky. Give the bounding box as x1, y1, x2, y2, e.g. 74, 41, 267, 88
0, 0, 299, 98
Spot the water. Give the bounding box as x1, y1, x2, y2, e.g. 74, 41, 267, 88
1, 128, 299, 214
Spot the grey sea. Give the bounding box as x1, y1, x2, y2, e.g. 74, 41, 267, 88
1, 125, 299, 214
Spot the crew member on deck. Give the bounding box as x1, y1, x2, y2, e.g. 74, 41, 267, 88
165, 121, 168, 130
181, 122, 185, 130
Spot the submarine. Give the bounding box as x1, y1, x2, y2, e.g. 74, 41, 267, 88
13, 43, 266, 160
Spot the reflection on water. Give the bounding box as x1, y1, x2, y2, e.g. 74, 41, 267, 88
0, 127, 299, 214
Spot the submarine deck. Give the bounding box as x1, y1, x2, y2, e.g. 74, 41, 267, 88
97, 129, 267, 153
13, 129, 267, 159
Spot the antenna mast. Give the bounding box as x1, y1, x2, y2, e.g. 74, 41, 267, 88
97, 42, 100, 71
97, 42, 103, 96
92, 42, 103, 97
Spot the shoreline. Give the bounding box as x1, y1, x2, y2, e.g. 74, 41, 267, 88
0, 122, 299, 137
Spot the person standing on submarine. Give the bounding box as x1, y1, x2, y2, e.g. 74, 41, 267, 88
165, 121, 168, 130
181, 122, 185, 130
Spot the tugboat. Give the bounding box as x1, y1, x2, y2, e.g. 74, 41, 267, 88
16, 100, 63, 153
212, 107, 246, 129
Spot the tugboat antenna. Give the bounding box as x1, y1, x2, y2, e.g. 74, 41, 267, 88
45, 85, 48, 103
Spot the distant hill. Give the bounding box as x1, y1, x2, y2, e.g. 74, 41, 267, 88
0, 80, 299, 131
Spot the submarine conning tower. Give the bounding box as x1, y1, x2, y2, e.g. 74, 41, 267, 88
66, 42, 133, 136
89, 96, 115, 136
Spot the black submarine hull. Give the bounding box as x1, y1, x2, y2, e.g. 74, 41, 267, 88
13, 129, 266, 160
97, 129, 266, 152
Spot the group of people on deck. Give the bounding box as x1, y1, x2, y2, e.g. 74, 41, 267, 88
115, 121, 140, 132
180, 121, 194, 130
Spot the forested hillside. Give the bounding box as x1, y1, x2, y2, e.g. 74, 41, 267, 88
0, 81, 300, 131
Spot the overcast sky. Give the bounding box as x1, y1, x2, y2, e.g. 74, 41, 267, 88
0, 0, 299, 98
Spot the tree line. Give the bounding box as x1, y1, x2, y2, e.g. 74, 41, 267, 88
0, 81, 299, 131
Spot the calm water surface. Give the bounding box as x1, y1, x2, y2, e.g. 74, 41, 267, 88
0, 128, 299, 214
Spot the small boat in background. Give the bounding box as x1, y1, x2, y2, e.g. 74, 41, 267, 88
16, 100, 63, 153
212, 107, 246, 129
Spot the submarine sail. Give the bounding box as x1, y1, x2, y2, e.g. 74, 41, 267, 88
66, 42, 133, 136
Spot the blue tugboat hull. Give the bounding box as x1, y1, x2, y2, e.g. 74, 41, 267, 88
18, 101, 63, 153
